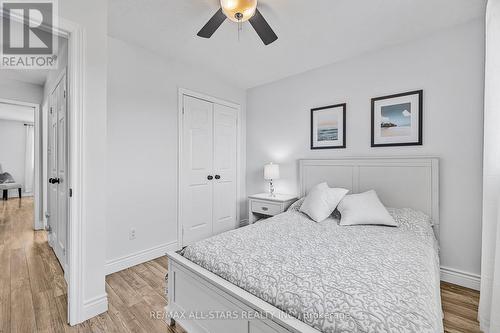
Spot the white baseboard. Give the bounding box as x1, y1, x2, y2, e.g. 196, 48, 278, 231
34, 219, 45, 231
239, 219, 249, 227
82, 293, 108, 322
105, 241, 178, 275
440, 266, 481, 291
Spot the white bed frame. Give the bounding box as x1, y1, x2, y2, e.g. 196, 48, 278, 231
166, 157, 440, 333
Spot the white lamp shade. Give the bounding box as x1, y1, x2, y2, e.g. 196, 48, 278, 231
264, 163, 280, 180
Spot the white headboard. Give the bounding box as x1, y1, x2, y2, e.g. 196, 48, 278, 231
299, 158, 440, 237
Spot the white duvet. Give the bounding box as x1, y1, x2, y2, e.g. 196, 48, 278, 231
182, 208, 443, 333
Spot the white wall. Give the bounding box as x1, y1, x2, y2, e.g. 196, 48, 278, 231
106, 37, 246, 272
246, 20, 484, 277
0, 79, 42, 200
60, 0, 108, 323
0, 77, 44, 104
0, 103, 36, 122
0, 119, 27, 196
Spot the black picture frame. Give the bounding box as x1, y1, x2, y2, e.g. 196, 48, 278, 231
371, 90, 423, 147
310, 103, 346, 150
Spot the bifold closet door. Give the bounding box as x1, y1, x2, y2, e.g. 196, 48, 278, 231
182, 95, 214, 245
212, 104, 238, 234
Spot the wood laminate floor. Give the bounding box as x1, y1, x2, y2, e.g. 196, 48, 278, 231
0, 197, 482, 332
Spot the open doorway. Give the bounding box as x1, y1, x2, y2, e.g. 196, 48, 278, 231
0, 35, 71, 330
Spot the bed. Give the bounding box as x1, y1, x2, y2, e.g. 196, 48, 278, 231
166, 158, 441, 333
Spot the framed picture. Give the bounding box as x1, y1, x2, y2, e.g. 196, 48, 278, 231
311, 103, 346, 149
371, 90, 423, 147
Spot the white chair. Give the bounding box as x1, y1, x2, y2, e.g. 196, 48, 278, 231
0, 164, 23, 200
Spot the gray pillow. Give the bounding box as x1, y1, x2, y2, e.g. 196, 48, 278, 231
0, 172, 15, 184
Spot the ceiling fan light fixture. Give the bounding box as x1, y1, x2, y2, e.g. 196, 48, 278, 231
220, 0, 257, 22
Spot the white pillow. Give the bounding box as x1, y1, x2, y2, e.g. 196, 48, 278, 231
300, 183, 349, 222
337, 190, 397, 226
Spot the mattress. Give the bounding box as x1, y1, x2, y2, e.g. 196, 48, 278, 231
182, 208, 443, 333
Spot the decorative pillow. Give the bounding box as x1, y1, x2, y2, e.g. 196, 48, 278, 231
286, 197, 304, 212
300, 182, 349, 222
338, 190, 397, 226
0, 172, 15, 184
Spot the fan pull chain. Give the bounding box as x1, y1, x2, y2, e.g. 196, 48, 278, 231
238, 19, 242, 42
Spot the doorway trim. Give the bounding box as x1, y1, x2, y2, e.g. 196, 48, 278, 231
177, 88, 242, 247
58, 18, 87, 326
0, 98, 40, 228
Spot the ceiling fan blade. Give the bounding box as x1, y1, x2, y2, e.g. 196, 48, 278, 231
197, 8, 226, 38
249, 9, 278, 45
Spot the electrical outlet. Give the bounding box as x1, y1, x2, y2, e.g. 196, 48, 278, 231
129, 228, 136, 240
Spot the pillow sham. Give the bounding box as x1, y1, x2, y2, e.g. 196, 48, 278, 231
300, 182, 349, 222
338, 190, 397, 226
286, 197, 304, 212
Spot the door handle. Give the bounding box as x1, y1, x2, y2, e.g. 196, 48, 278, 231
215, 175, 221, 180
207, 175, 214, 180
49, 178, 60, 184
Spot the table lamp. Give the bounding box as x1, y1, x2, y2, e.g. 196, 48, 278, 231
264, 163, 280, 197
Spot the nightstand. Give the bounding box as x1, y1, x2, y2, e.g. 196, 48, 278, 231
248, 193, 297, 224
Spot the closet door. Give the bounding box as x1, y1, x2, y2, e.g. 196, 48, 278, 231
212, 104, 238, 234
181, 96, 214, 245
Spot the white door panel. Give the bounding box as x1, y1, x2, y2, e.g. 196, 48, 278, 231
56, 75, 67, 266
181, 95, 238, 245
47, 74, 68, 270
48, 92, 57, 250
182, 96, 214, 245
213, 104, 237, 235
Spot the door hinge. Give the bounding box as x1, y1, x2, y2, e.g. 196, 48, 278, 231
64, 90, 66, 98
69, 188, 72, 197
50, 107, 53, 114
182, 107, 185, 115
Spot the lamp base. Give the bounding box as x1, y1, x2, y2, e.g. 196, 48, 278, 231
269, 180, 275, 197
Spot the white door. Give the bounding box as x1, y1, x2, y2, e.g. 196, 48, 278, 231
182, 96, 214, 245
47, 87, 58, 252
47, 74, 68, 270
212, 104, 238, 234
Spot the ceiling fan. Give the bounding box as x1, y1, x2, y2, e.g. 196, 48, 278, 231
197, 0, 278, 45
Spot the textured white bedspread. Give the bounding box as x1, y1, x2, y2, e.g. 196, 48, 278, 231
182, 208, 443, 333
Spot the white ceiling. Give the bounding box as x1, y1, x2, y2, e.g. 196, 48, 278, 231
108, 0, 487, 89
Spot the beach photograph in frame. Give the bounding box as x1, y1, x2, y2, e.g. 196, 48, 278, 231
371, 90, 423, 147
311, 103, 346, 149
